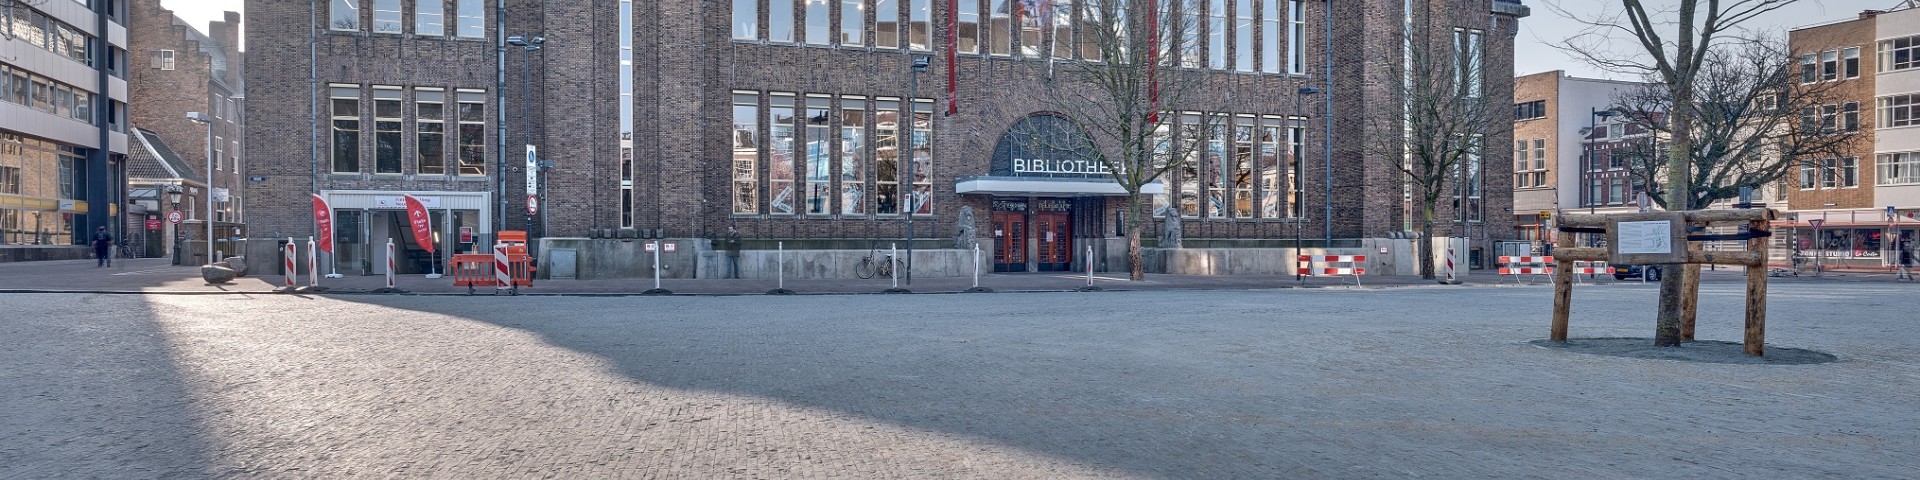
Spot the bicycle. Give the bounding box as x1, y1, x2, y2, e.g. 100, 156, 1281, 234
118, 241, 139, 259
854, 247, 907, 279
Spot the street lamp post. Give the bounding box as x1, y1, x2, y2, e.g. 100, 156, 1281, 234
186, 112, 214, 265
904, 55, 929, 285
1580, 107, 1617, 247
166, 184, 183, 265
1294, 86, 1319, 283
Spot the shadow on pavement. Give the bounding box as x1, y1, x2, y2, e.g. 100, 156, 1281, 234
0, 294, 217, 477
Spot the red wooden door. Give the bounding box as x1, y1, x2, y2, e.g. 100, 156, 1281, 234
992, 211, 1027, 272
1034, 211, 1072, 271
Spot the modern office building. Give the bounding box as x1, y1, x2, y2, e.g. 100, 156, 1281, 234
0, 0, 131, 261
245, 0, 1528, 277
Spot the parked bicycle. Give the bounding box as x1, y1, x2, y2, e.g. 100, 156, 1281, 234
854, 246, 907, 279
118, 241, 139, 259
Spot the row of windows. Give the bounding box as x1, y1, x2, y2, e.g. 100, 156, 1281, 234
1513, 100, 1544, 121
0, 135, 89, 246
732, 0, 1308, 75
1155, 112, 1310, 219
329, 84, 487, 176
1800, 102, 1860, 134
1585, 177, 1644, 207
2, 4, 94, 67
1881, 35, 1919, 73
1798, 157, 1858, 189
731, 90, 935, 217
1513, 138, 1546, 189
1875, 151, 1920, 186
0, 63, 96, 126
1882, 93, 1920, 128
1799, 47, 1860, 83
330, 0, 484, 38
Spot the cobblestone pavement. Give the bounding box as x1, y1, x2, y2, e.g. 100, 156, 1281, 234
2, 282, 1915, 478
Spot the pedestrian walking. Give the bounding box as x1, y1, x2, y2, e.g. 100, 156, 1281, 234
91, 226, 113, 267
724, 226, 743, 279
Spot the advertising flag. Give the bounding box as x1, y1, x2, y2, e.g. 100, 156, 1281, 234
312, 194, 334, 254
403, 194, 435, 254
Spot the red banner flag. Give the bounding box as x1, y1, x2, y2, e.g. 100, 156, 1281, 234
311, 194, 334, 254
403, 195, 435, 254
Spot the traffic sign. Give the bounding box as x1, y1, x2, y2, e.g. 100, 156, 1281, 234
645, 241, 677, 253
1809, 219, 1824, 229
527, 195, 539, 215
166, 210, 183, 224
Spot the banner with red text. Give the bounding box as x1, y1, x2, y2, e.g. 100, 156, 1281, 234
403, 195, 435, 254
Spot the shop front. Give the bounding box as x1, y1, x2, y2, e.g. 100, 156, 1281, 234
959, 113, 1157, 273
319, 191, 491, 275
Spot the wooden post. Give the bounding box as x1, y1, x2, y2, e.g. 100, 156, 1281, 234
1681, 221, 1705, 341
1551, 215, 1574, 341
1744, 219, 1768, 356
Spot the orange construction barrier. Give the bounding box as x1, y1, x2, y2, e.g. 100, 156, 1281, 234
495, 230, 536, 281
450, 254, 495, 294
506, 254, 534, 287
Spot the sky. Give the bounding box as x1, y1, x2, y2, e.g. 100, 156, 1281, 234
1515, 0, 1902, 80
160, 0, 1898, 75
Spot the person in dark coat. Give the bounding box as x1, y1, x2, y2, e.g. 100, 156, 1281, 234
91, 226, 113, 267
724, 226, 743, 279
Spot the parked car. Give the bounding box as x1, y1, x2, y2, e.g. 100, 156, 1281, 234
1613, 264, 1663, 281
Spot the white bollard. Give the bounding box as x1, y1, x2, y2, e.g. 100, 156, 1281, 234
652, 242, 662, 291
972, 243, 980, 289
890, 243, 899, 290
307, 236, 318, 287
777, 241, 785, 290
385, 239, 395, 288
1086, 245, 1095, 286
493, 246, 511, 291
1444, 246, 1458, 284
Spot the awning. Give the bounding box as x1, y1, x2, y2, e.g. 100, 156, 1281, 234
954, 176, 1164, 197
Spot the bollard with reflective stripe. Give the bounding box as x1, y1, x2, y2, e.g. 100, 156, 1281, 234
494, 248, 511, 291
385, 239, 396, 288
306, 237, 318, 287
284, 237, 296, 287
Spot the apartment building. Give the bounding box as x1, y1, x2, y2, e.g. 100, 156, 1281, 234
1509, 70, 1646, 246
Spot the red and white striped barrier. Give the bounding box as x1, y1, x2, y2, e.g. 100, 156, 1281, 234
494, 247, 512, 292
284, 237, 297, 287
1498, 256, 1554, 283
1569, 260, 1614, 275
1444, 246, 1457, 283
385, 239, 396, 289
1298, 255, 1366, 286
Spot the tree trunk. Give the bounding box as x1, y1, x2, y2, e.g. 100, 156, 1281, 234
1654, 4, 1698, 348
1127, 192, 1145, 281
1418, 205, 1437, 279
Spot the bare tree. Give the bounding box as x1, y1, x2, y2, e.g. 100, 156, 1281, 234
1608, 39, 1863, 211
1362, 8, 1507, 280
1552, 0, 1799, 347
1025, 0, 1227, 281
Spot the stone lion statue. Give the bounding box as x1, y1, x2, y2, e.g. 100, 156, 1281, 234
955, 206, 978, 250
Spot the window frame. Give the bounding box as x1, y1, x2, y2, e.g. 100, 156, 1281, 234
329, 84, 362, 173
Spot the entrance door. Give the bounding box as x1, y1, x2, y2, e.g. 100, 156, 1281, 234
992, 210, 1027, 272
1034, 211, 1072, 271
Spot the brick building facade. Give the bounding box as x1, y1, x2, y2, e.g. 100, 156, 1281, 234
127, 0, 246, 264
245, 0, 1527, 276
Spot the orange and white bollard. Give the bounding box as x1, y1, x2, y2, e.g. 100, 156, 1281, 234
306, 236, 318, 287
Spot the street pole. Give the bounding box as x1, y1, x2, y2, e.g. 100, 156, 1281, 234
1295, 87, 1318, 283
904, 56, 929, 285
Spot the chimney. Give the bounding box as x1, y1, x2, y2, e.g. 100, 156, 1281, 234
1861, 10, 1882, 20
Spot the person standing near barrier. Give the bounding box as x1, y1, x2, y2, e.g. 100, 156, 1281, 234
91, 227, 113, 267
724, 226, 743, 279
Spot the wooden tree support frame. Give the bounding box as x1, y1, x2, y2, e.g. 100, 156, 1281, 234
1550, 209, 1776, 356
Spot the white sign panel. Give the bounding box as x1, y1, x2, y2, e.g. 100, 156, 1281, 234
1616, 220, 1674, 255
372, 196, 441, 209
211, 187, 230, 202
525, 145, 539, 196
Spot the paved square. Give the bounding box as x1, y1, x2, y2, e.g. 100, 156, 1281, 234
3, 282, 1915, 477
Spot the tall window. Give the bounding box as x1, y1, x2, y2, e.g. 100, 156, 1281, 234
1842, 47, 1860, 78
372, 87, 403, 174
1800, 54, 1816, 83
805, 94, 832, 214
622, 0, 637, 227
989, 0, 1012, 55
909, 98, 934, 215
768, 93, 797, 214
417, 0, 445, 36
1053, 0, 1074, 59
958, 0, 980, 53
1018, 0, 1042, 57
876, 0, 898, 48
417, 88, 446, 175
1287, 0, 1303, 74
455, 89, 486, 175
1079, 0, 1110, 62
1180, 0, 1202, 68
1841, 157, 1858, 187
1843, 102, 1859, 132
806, 0, 830, 44
1178, 112, 1202, 216
1231, 116, 1255, 217
1820, 50, 1838, 81
909, 0, 931, 50
1257, 116, 1284, 217
1207, 0, 1226, 69
331, 0, 359, 31
1260, 0, 1279, 73
1454, 28, 1484, 98
372, 0, 402, 33
1205, 114, 1229, 217
1881, 94, 1919, 128
733, 0, 758, 40
1799, 161, 1816, 189
733, 91, 760, 214
876, 97, 901, 214
771, 0, 796, 42
841, 96, 867, 214
841, 0, 866, 45
329, 85, 360, 173
456, 0, 484, 38
1233, 0, 1253, 71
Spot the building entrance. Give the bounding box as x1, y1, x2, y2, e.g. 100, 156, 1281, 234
991, 208, 1027, 272
1034, 210, 1072, 271
990, 198, 1075, 272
